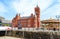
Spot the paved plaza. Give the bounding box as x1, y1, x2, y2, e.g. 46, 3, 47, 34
0, 36, 24, 39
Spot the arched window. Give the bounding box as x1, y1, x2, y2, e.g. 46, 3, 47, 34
18, 22, 22, 29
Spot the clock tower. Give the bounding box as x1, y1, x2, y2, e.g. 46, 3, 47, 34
35, 5, 40, 28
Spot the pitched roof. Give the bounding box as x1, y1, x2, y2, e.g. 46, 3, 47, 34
20, 15, 35, 20
2, 20, 11, 23
41, 18, 60, 23
0, 16, 5, 20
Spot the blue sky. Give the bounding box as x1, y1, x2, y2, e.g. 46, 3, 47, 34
0, 0, 60, 20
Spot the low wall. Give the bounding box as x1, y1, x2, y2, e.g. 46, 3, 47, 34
6, 30, 60, 39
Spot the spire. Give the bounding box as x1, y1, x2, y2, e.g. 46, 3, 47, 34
36, 5, 39, 8
31, 13, 34, 17
34, 5, 40, 13
16, 13, 20, 19
19, 13, 20, 16
16, 13, 20, 16
34, 4, 40, 18
36, 0, 38, 6
36, 0, 40, 9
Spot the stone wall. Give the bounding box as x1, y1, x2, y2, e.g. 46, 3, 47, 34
6, 30, 60, 39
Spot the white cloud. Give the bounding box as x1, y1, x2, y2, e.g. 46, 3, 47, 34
11, 0, 53, 17
41, 2, 60, 20
12, 0, 35, 16
0, 2, 7, 13
0, 0, 58, 20
39, 0, 53, 12
51, 3, 60, 15
57, 0, 60, 2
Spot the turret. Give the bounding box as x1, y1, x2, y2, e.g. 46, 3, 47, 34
34, 5, 40, 28
35, 5, 40, 18
16, 13, 20, 20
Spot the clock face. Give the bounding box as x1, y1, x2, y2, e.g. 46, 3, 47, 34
36, 11, 40, 14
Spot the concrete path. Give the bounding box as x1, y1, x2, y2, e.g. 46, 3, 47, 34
0, 36, 24, 39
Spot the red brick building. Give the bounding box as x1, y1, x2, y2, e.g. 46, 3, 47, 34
12, 5, 40, 28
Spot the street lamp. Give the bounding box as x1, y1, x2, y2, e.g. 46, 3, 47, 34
56, 15, 60, 31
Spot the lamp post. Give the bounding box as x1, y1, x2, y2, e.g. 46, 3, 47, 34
56, 15, 60, 31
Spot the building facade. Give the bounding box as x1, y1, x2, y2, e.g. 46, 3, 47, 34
0, 16, 11, 26
41, 18, 60, 30
12, 5, 40, 28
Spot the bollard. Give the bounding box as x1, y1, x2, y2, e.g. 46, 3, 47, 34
5, 30, 7, 36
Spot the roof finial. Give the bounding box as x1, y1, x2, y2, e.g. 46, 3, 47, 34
19, 13, 20, 16
36, 0, 38, 7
